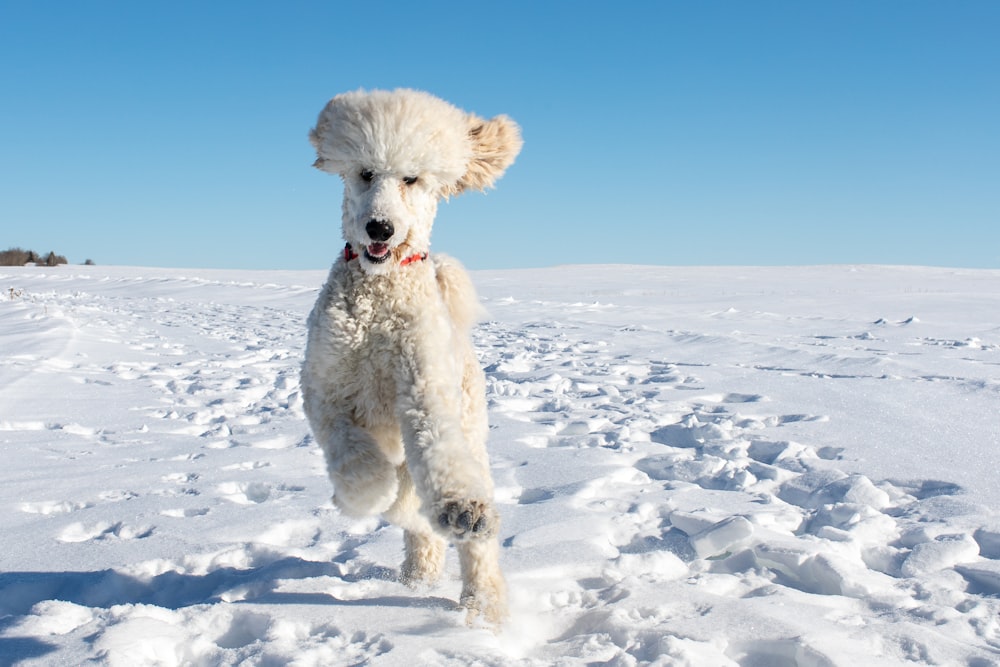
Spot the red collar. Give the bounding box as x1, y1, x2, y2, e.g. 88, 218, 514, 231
344, 243, 428, 267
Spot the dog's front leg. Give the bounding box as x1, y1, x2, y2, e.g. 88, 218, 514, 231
395, 347, 499, 542
398, 401, 499, 541
313, 415, 400, 518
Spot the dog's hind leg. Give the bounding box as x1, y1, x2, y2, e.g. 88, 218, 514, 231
458, 537, 508, 627
401, 529, 446, 586
386, 464, 446, 586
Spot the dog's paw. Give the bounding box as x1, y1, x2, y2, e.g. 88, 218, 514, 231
462, 588, 509, 630
434, 499, 497, 540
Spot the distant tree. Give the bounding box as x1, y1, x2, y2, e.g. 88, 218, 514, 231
0, 248, 70, 266
84, 258, 95, 266
0, 248, 31, 266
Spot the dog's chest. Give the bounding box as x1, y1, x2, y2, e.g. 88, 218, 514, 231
312, 285, 418, 418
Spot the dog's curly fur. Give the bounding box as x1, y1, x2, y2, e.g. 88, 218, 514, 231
301, 89, 522, 626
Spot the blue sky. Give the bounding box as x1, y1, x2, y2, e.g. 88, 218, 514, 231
1, 1, 998, 270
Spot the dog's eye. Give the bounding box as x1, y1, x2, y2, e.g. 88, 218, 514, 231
360, 169, 374, 183
403, 176, 418, 186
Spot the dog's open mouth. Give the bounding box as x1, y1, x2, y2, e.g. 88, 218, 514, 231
364, 243, 391, 264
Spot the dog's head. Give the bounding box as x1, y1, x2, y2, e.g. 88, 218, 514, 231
310, 89, 522, 274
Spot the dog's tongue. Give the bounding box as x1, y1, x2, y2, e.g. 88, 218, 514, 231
367, 243, 390, 258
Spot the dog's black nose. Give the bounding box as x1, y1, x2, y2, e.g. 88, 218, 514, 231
365, 219, 394, 243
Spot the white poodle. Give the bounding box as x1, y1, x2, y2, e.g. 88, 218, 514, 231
300, 89, 522, 626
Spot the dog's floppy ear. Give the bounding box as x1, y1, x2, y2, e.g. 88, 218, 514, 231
452, 114, 523, 195
309, 112, 335, 171
309, 129, 325, 169
308, 92, 365, 174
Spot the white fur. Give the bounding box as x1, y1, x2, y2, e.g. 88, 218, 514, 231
301, 89, 521, 626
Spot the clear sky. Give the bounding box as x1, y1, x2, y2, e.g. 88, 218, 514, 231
1, 1, 998, 270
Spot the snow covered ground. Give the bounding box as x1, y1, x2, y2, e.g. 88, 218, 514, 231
2, 263, 999, 666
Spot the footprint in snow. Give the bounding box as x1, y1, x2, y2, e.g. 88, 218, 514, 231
216, 481, 304, 505
20, 499, 94, 515
221, 460, 271, 471
517, 488, 556, 505
160, 507, 210, 518
57, 521, 154, 542
726, 638, 835, 667
161, 472, 200, 484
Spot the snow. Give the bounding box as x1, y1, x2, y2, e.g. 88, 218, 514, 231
1, 263, 999, 666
